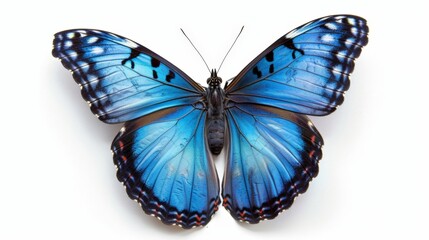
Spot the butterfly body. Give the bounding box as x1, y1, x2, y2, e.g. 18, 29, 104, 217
206, 69, 226, 155
52, 15, 368, 228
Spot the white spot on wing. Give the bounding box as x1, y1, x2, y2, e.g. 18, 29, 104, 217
64, 40, 73, 47
68, 50, 77, 60
338, 50, 348, 56
345, 38, 355, 47
125, 39, 139, 49
351, 27, 359, 36
66, 32, 76, 39
347, 18, 356, 26
321, 34, 334, 42
336, 53, 346, 61
325, 23, 337, 30
285, 30, 297, 39
333, 65, 343, 73
87, 36, 98, 44
91, 46, 104, 54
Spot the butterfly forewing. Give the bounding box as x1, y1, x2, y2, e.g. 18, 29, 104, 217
52, 29, 204, 123
225, 15, 368, 116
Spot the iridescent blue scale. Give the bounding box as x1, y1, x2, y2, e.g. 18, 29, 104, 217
52, 15, 368, 228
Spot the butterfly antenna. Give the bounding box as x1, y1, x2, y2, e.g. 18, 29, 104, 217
218, 26, 244, 73
180, 28, 211, 74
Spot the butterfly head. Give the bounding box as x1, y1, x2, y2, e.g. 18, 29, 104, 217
207, 69, 222, 86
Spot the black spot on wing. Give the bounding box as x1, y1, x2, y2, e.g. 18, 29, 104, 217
152, 70, 158, 79
284, 39, 304, 59
127, 48, 141, 61
166, 70, 175, 82
265, 51, 274, 62
120, 59, 135, 69
269, 64, 274, 73
121, 46, 145, 69
252, 66, 262, 78
151, 57, 160, 68
72, 32, 81, 39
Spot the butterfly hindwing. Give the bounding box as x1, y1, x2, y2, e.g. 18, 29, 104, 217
225, 15, 368, 116
223, 104, 323, 223
112, 105, 220, 228
52, 29, 204, 123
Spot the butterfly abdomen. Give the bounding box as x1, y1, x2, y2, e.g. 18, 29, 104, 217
206, 70, 225, 155
207, 116, 225, 155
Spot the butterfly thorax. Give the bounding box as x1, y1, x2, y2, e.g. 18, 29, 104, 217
206, 69, 225, 155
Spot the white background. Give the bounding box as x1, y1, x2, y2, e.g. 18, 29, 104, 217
1, 0, 428, 239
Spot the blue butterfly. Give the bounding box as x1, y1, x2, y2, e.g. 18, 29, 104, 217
52, 15, 368, 228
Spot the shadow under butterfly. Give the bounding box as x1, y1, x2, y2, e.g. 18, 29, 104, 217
52, 14, 368, 229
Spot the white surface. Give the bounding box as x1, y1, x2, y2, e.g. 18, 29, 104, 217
1, 0, 428, 239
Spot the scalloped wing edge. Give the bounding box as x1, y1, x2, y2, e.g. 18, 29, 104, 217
112, 138, 220, 229
222, 160, 320, 223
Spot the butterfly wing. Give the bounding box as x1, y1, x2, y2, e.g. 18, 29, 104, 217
52, 29, 204, 123
112, 105, 220, 228
53, 30, 219, 228
222, 15, 368, 223
225, 15, 369, 116
223, 104, 322, 223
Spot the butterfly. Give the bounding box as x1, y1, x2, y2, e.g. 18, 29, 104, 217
52, 14, 368, 228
